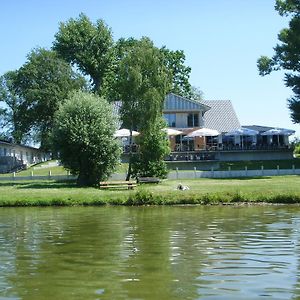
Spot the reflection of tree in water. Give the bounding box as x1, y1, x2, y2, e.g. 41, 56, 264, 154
1, 206, 300, 299
167, 206, 212, 299
4, 207, 131, 300
116, 207, 178, 300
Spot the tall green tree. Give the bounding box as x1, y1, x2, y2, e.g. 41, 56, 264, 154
257, 0, 300, 123
116, 37, 171, 179
53, 15, 193, 99
53, 91, 121, 186
115, 38, 193, 99
0, 71, 25, 143
132, 118, 170, 178
160, 47, 192, 98
53, 13, 115, 96
11, 48, 85, 150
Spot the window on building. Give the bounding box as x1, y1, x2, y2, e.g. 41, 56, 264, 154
164, 113, 176, 127
187, 113, 199, 127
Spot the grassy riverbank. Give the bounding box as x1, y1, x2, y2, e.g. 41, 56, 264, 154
0, 176, 300, 206
0, 160, 128, 177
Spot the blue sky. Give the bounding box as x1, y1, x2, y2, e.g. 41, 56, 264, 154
1, 0, 299, 137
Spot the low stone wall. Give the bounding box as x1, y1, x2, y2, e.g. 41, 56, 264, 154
219, 149, 294, 161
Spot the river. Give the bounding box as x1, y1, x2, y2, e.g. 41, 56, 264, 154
0, 206, 300, 299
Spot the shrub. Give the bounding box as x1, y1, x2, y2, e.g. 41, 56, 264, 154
53, 91, 121, 186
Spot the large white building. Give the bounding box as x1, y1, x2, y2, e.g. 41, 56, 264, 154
161, 93, 294, 167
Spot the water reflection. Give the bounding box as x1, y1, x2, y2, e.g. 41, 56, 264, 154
0, 206, 300, 299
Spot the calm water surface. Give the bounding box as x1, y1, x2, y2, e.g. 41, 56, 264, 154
0, 206, 300, 300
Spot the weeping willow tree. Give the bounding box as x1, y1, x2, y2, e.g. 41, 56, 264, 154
116, 37, 171, 179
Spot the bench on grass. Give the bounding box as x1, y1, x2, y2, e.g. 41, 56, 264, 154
99, 181, 137, 190
137, 177, 161, 184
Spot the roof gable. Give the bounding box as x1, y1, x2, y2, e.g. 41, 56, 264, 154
164, 93, 210, 112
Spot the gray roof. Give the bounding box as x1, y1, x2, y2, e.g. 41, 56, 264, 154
0, 140, 41, 151
242, 125, 274, 133
200, 100, 241, 133
164, 93, 210, 112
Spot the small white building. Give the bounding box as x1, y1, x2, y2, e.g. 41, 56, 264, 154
0, 140, 49, 173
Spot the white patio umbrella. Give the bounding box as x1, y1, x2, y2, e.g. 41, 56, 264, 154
261, 128, 282, 145
261, 128, 282, 136
187, 128, 219, 150
261, 128, 295, 145
261, 128, 295, 136
187, 128, 219, 137
225, 127, 259, 149
113, 128, 140, 137
161, 128, 183, 136
225, 127, 259, 136
280, 128, 296, 136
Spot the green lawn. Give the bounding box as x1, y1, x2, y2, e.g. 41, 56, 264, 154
0, 160, 128, 177
0, 160, 67, 177
0, 159, 300, 206
0, 176, 299, 206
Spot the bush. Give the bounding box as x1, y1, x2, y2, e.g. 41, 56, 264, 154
132, 118, 170, 178
53, 91, 121, 186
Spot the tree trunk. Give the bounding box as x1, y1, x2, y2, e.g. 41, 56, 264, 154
77, 172, 89, 186
77, 156, 94, 186
126, 159, 132, 181
126, 129, 133, 181
93, 77, 102, 95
